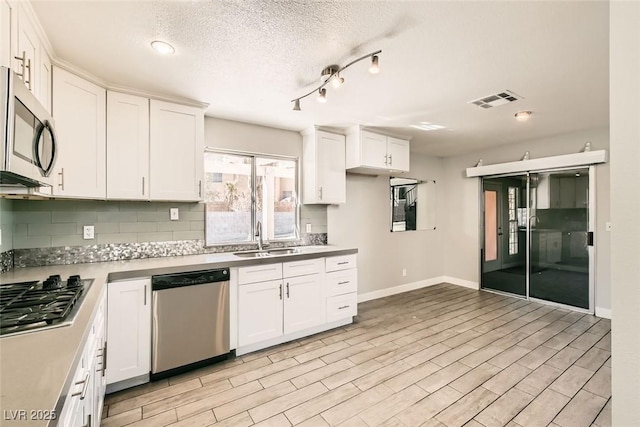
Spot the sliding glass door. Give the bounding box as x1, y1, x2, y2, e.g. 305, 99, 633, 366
481, 176, 527, 297
529, 168, 591, 309
481, 168, 593, 311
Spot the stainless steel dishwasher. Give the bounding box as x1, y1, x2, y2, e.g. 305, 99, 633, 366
151, 268, 230, 380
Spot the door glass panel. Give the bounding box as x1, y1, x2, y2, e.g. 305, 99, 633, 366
481, 177, 527, 296
484, 191, 497, 262
529, 169, 590, 309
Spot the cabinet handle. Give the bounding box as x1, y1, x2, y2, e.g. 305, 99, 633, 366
103, 341, 108, 376
144, 285, 147, 305
318, 186, 323, 200
337, 281, 350, 285
279, 283, 282, 300
142, 177, 145, 195
25, 58, 32, 90
72, 372, 90, 399
286, 282, 290, 298
199, 180, 202, 197
337, 261, 349, 265
338, 305, 350, 310
58, 168, 65, 190
81, 414, 92, 427
389, 153, 393, 166
14, 51, 27, 86
384, 154, 388, 165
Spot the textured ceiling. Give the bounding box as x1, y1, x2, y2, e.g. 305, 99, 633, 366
31, 1, 609, 157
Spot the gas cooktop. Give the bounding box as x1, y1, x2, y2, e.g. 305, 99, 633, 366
0, 275, 92, 337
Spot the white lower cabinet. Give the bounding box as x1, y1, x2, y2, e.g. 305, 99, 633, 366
283, 272, 324, 334
106, 278, 151, 386
59, 291, 106, 427
238, 279, 284, 347
237, 254, 355, 354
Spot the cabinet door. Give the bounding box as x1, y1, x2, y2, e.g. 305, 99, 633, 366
559, 177, 576, 208
52, 66, 106, 198
106, 279, 151, 385
38, 49, 51, 112
316, 131, 346, 203
360, 130, 388, 169
107, 92, 149, 200
149, 100, 204, 201
574, 175, 588, 208
387, 137, 410, 172
283, 274, 324, 334
238, 280, 283, 347
15, 6, 37, 94
0, 0, 13, 69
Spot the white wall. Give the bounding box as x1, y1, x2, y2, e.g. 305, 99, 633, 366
327, 153, 446, 297
610, 1, 640, 424
441, 127, 611, 311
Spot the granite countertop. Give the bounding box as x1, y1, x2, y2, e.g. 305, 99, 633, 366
0, 245, 357, 427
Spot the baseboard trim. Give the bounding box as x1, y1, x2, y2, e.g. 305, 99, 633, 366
595, 307, 612, 319
441, 276, 480, 290
358, 277, 445, 303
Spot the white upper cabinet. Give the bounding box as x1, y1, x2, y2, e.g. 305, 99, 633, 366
52, 66, 106, 199
0, 0, 14, 69
302, 128, 346, 204
346, 127, 411, 174
149, 100, 204, 201
387, 136, 411, 172
38, 48, 52, 112
107, 92, 150, 200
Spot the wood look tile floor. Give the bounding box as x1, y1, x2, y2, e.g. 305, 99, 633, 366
101, 284, 612, 427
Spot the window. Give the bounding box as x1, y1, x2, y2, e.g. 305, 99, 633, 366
204, 151, 298, 245
508, 186, 519, 255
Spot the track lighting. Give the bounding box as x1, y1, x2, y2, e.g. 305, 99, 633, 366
369, 55, 380, 74
291, 49, 381, 111
317, 88, 327, 103
332, 73, 344, 88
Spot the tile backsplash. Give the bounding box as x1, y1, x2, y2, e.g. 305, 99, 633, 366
0, 198, 328, 270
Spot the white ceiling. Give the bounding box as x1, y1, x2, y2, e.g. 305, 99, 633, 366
31, 1, 609, 157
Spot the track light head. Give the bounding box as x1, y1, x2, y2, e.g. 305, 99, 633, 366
332, 74, 344, 88
293, 99, 301, 111
317, 88, 327, 103
369, 55, 380, 74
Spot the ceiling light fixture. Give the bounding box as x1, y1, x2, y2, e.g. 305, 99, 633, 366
151, 40, 175, 55
514, 111, 532, 121
369, 55, 380, 74
291, 49, 381, 111
317, 88, 327, 103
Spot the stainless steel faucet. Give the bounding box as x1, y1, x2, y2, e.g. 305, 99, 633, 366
256, 221, 264, 250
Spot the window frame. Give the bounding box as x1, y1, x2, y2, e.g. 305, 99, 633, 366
204, 148, 300, 247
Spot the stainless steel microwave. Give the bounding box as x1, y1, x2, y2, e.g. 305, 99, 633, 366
0, 66, 57, 194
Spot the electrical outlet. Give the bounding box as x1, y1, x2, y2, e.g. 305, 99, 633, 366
306, 223, 312, 233
605, 222, 612, 231
83, 225, 95, 240
170, 208, 179, 221
402, 268, 407, 277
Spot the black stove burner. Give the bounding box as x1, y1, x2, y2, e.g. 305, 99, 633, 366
0, 275, 86, 336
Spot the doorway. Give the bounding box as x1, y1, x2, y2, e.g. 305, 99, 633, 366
481, 168, 593, 311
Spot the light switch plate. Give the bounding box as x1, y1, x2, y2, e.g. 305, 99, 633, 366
83, 225, 95, 240
170, 208, 179, 221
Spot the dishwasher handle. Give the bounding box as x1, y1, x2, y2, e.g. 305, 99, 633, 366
152, 268, 229, 291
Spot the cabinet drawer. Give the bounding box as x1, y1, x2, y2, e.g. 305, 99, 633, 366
283, 257, 324, 278
326, 292, 358, 323
326, 254, 357, 272
326, 269, 358, 296
238, 263, 283, 285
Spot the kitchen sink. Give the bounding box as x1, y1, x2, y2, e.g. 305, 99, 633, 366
233, 250, 271, 258
267, 248, 301, 255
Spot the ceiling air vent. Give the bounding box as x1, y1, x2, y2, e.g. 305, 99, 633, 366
469, 90, 523, 109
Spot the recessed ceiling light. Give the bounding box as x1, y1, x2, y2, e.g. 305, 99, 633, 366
151, 40, 175, 55
410, 122, 445, 131
514, 111, 533, 121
